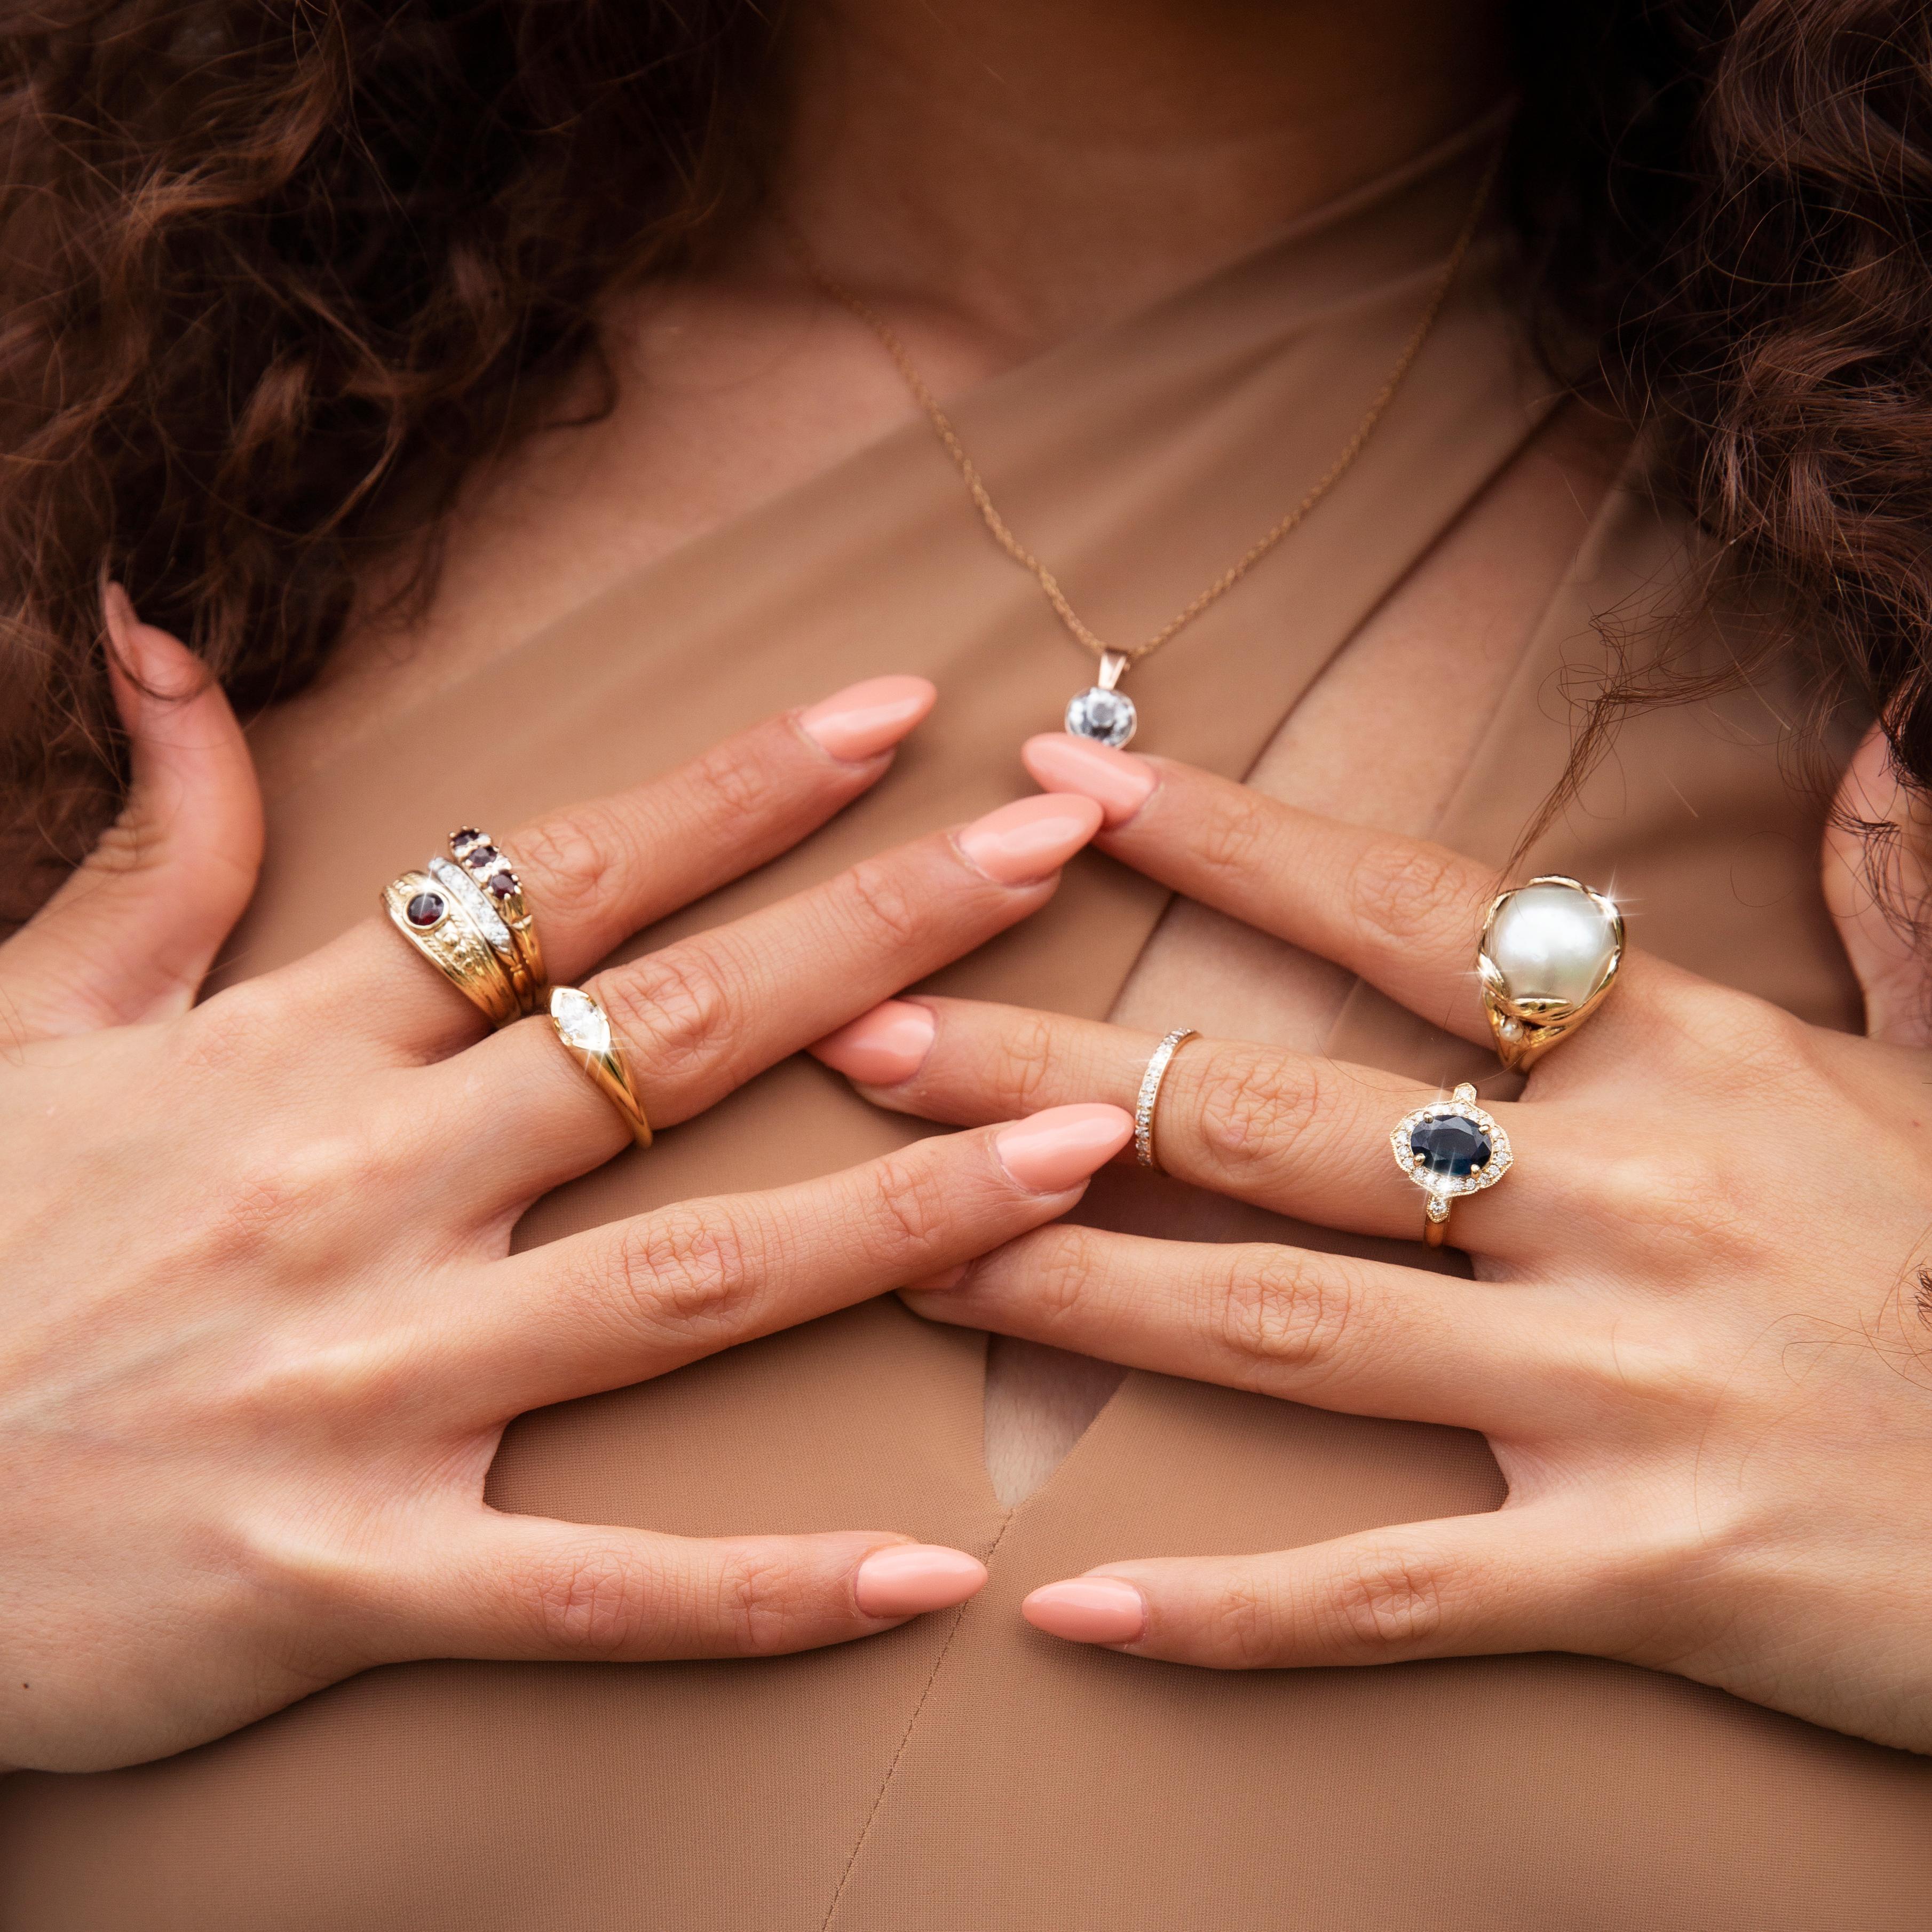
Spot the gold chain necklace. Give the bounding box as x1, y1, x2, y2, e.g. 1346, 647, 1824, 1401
796, 150, 1500, 748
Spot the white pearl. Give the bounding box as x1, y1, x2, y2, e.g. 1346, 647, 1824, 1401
1487, 884, 1616, 1008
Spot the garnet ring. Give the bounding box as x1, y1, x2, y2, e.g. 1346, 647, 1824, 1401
382, 826, 548, 1027
1391, 1083, 1512, 1250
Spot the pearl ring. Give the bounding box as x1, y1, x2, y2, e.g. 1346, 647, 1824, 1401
1477, 874, 1623, 1074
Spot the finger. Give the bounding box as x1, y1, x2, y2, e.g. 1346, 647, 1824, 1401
1021, 732, 1651, 1047
288, 675, 939, 1052
457, 1105, 1134, 1412
1018, 1507, 1627, 1669
902, 1221, 1563, 1432
0, 585, 263, 1039
442, 795, 1103, 1203
814, 995, 1545, 1254
1823, 722, 1932, 1046
410, 1516, 988, 1664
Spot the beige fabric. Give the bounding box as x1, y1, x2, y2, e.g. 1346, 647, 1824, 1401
5, 126, 1925, 1931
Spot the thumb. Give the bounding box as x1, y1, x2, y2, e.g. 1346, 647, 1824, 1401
0, 584, 264, 1038
1823, 721, 1932, 1046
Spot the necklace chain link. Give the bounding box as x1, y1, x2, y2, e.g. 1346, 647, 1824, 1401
796, 148, 1503, 671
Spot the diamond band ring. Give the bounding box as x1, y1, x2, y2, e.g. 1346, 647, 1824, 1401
1134, 1027, 1198, 1170
1391, 1083, 1512, 1249
550, 986, 653, 1147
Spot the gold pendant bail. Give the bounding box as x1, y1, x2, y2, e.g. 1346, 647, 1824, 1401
1097, 648, 1130, 692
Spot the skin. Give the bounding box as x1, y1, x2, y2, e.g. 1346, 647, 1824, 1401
244, 0, 1540, 1496
816, 730, 1932, 1755
0, 599, 1133, 1773
12, 0, 1914, 1776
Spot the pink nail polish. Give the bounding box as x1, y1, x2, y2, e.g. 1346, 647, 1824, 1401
1020, 733, 1157, 828
798, 676, 937, 762
995, 1103, 1134, 1193
1022, 1576, 1147, 1645
955, 793, 1104, 885
854, 1544, 988, 1618
809, 1000, 936, 1085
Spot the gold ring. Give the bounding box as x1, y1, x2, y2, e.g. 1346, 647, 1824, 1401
449, 829, 547, 1009
384, 870, 521, 1027
1391, 1083, 1511, 1249
549, 986, 652, 1147
1134, 1027, 1198, 1170
1478, 874, 1622, 1073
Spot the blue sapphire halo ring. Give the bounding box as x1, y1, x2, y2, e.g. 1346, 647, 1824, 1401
1391, 1083, 1512, 1250
1477, 874, 1623, 1075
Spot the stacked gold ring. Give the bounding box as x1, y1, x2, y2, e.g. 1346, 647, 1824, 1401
384, 827, 548, 1028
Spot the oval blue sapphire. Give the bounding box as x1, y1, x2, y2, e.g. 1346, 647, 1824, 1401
1410, 1112, 1491, 1180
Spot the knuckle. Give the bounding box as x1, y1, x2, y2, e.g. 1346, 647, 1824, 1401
684, 739, 770, 821
1191, 798, 1270, 882
602, 943, 738, 1082
528, 1540, 653, 1658
608, 1203, 758, 1343
1207, 1573, 1287, 1668
715, 1545, 804, 1655
1221, 1245, 1353, 1381
1328, 1546, 1446, 1654
1345, 839, 1475, 951
834, 858, 925, 952
1193, 1051, 1320, 1179
508, 807, 624, 924
997, 1009, 1063, 1114
861, 1151, 956, 1266
1028, 1225, 1105, 1329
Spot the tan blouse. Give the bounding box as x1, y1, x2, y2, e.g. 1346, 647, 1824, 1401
6, 123, 1927, 1931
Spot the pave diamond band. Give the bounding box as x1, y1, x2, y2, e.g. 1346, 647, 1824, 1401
1134, 1027, 1199, 1171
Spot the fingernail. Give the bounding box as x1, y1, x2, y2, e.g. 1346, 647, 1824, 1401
798, 676, 937, 762
955, 793, 1104, 885
810, 1000, 935, 1085
995, 1102, 1133, 1193
1021, 733, 1157, 828
1022, 1575, 1147, 1645
101, 581, 201, 700
854, 1543, 988, 1618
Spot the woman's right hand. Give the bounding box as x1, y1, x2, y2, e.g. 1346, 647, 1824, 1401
0, 592, 1127, 1775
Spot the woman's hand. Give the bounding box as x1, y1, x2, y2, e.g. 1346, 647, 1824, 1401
0, 596, 1130, 1775
812, 730, 1932, 1755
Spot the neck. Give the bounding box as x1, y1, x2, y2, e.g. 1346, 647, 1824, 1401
760, 0, 1512, 352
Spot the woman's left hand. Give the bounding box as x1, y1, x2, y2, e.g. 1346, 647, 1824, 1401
811, 730, 1932, 1755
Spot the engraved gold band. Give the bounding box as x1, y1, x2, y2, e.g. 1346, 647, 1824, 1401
549, 986, 652, 1147
384, 869, 522, 1028
1134, 1027, 1198, 1171
384, 828, 549, 1029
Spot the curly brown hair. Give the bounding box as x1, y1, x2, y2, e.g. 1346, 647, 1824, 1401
0, 1, 1928, 919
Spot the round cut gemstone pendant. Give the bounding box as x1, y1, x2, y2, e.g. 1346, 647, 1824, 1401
1064, 646, 1138, 748
1065, 685, 1137, 747
1391, 1083, 1511, 1213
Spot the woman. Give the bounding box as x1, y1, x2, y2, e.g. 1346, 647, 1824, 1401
2, 0, 1931, 1923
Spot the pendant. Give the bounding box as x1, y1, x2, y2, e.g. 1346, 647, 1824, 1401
1064, 649, 1137, 748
